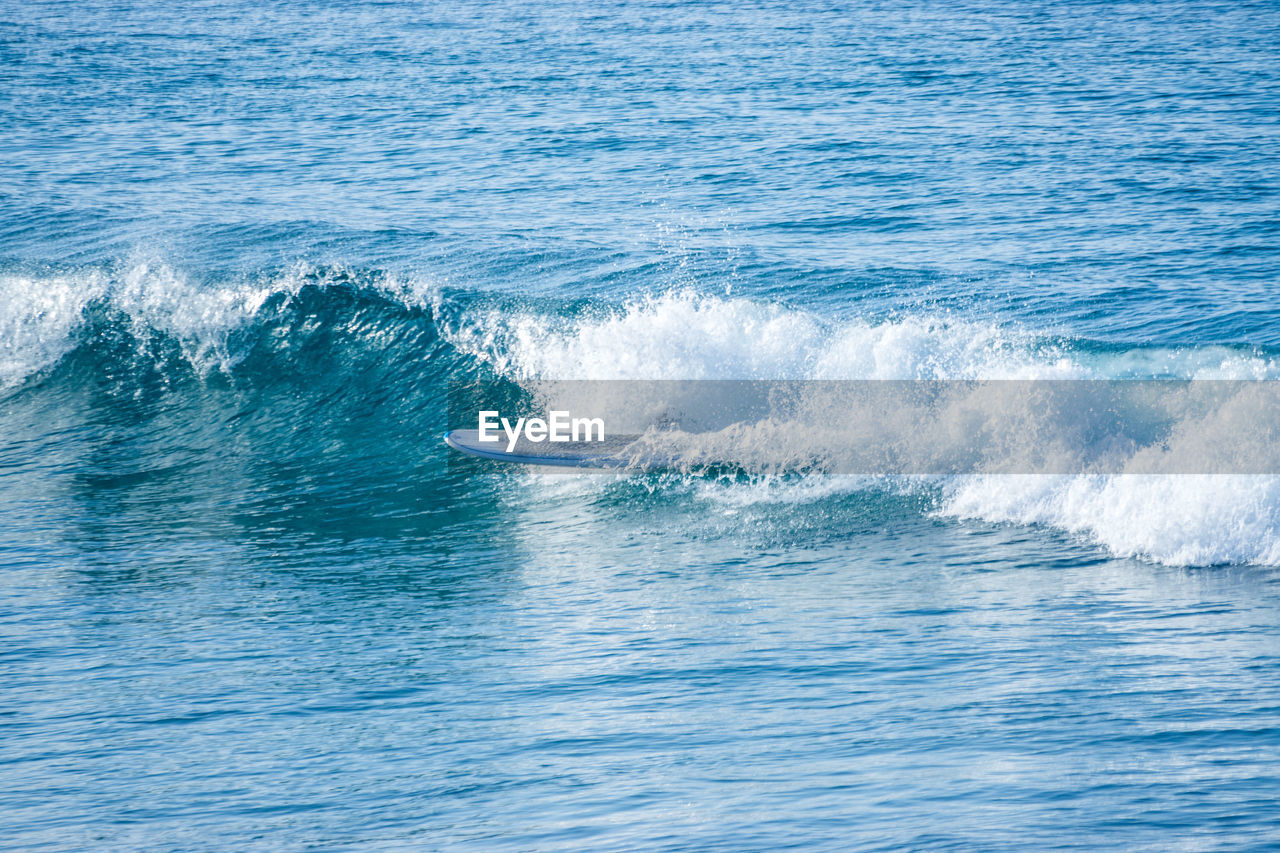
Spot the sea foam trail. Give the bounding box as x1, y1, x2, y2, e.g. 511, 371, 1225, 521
451, 291, 1280, 567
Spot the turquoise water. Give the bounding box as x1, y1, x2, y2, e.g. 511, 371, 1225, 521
4, 1, 1280, 848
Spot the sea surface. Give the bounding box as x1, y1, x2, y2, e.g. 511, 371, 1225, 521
4, 1, 1280, 849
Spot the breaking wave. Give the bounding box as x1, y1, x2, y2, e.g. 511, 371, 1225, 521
6, 262, 1280, 567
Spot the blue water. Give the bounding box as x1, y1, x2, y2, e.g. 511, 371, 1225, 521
5, 0, 1280, 848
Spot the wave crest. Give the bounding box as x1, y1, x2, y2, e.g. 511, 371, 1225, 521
0, 261, 438, 389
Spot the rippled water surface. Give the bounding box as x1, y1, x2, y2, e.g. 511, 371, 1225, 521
4, 0, 1280, 849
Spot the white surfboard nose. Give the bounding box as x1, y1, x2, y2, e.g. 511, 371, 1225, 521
444, 428, 655, 469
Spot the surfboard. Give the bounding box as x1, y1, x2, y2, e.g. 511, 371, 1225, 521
444, 429, 662, 469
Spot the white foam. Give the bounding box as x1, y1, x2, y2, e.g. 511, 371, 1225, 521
0, 269, 110, 389
114, 259, 281, 374
942, 475, 1280, 566
451, 290, 1280, 566
451, 289, 1280, 384
0, 260, 435, 387
447, 290, 1082, 381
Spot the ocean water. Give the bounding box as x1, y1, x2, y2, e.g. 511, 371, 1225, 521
4, 0, 1280, 848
